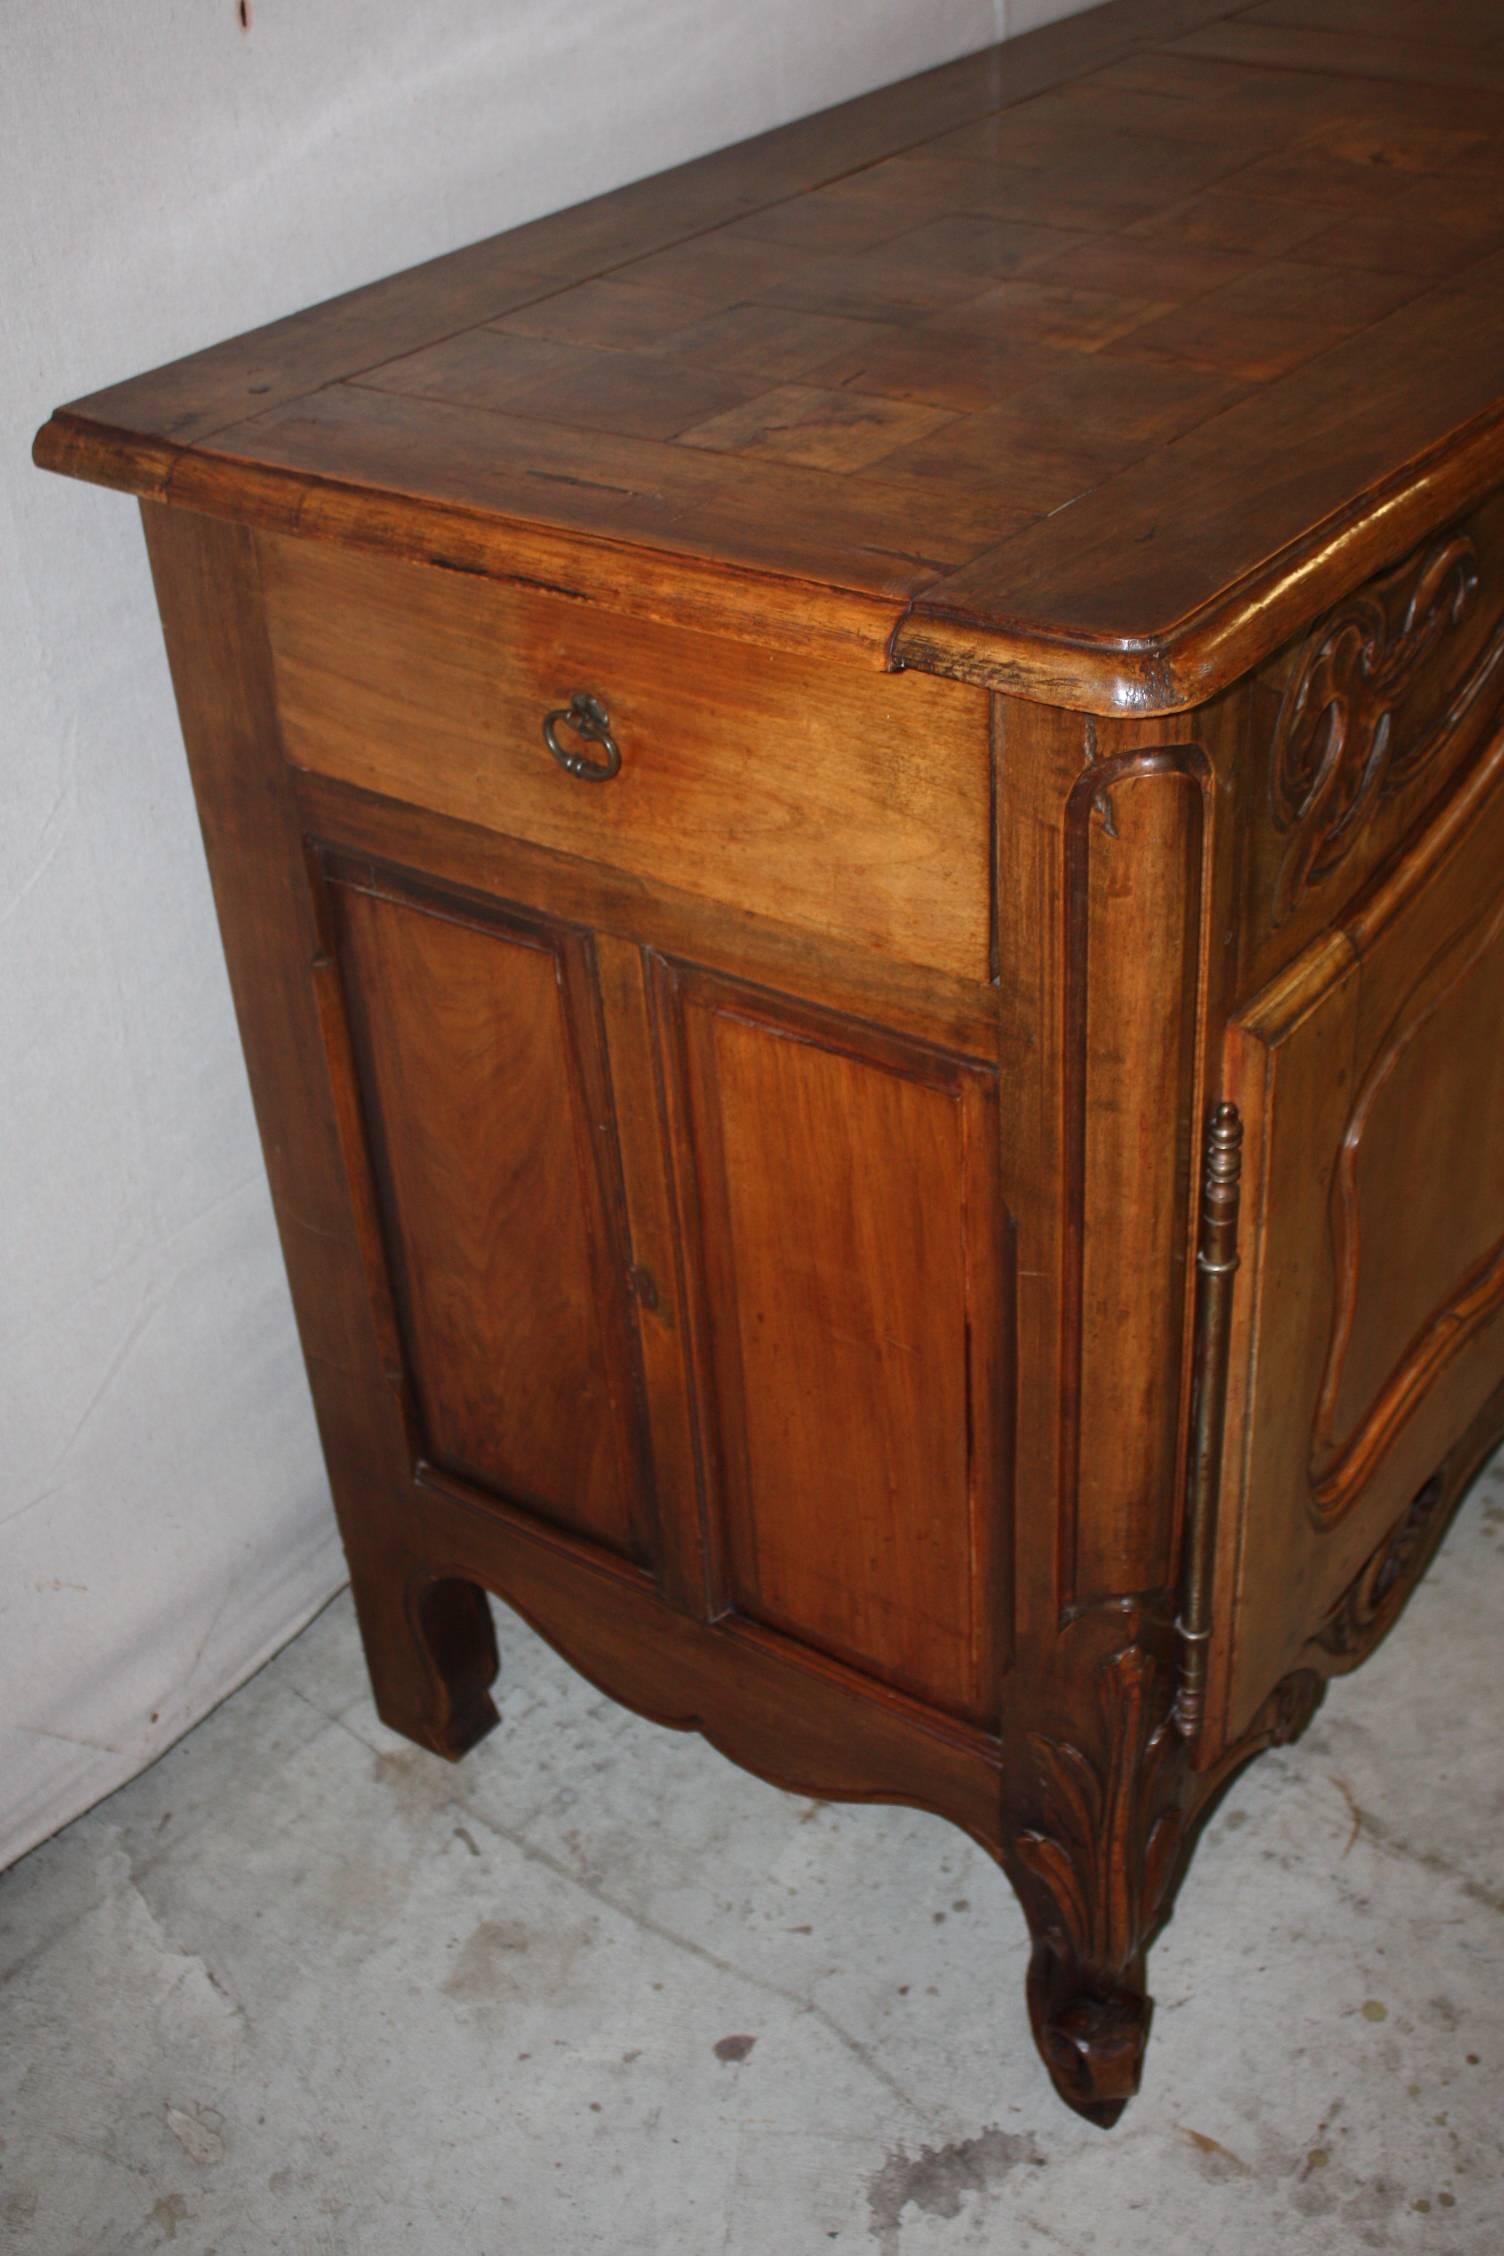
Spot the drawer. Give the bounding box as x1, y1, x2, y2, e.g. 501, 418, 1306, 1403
259, 535, 992, 981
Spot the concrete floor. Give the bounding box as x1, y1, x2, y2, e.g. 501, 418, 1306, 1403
3, 1456, 1501, 2255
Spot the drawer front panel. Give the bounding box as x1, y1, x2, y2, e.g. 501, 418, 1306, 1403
262, 535, 992, 982
329, 864, 651, 1560
657, 964, 1012, 1725
1217, 707, 1504, 1742
1237, 498, 1504, 1002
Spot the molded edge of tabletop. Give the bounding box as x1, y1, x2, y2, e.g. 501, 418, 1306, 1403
892, 408, 1504, 717
36, 393, 1504, 720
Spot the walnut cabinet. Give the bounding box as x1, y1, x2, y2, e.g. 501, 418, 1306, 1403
35, 0, 1504, 2121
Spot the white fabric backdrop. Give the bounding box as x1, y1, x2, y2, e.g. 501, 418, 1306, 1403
1, 0, 1097, 1869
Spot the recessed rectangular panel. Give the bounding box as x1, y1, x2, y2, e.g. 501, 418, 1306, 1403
332, 873, 645, 1556
663, 970, 1011, 1723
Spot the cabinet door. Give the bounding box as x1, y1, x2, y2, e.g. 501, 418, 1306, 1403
1217, 731, 1504, 1739
656, 964, 1012, 1726
326, 861, 653, 1564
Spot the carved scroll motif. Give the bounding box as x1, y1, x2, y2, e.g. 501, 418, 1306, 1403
1271, 534, 1502, 921
1313, 1474, 1448, 1661
1237, 1667, 1326, 1754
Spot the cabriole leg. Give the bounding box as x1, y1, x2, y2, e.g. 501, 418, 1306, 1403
1003, 1628, 1183, 2126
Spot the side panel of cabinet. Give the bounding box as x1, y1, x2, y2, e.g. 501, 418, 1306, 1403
656, 964, 1012, 1726
1215, 721, 1504, 1742
325, 862, 654, 1562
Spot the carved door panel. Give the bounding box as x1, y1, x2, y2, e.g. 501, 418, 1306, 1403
325, 861, 655, 1565
654, 962, 1012, 1726
1216, 726, 1504, 1742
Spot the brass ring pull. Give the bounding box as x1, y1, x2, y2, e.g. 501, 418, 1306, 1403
542, 691, 621, 782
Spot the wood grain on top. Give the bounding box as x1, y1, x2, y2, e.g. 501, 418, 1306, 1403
35, 0, 1504, 711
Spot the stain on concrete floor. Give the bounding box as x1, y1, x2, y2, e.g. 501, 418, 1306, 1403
867, 2126, 1045, 2254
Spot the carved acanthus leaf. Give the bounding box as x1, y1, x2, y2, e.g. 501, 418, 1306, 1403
1015, 1643, 1181, 1977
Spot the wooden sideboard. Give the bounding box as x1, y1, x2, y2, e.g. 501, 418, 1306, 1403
35, 0, 1504, 2123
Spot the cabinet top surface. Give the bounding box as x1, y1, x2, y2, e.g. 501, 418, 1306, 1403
34, 0, 1504, 713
